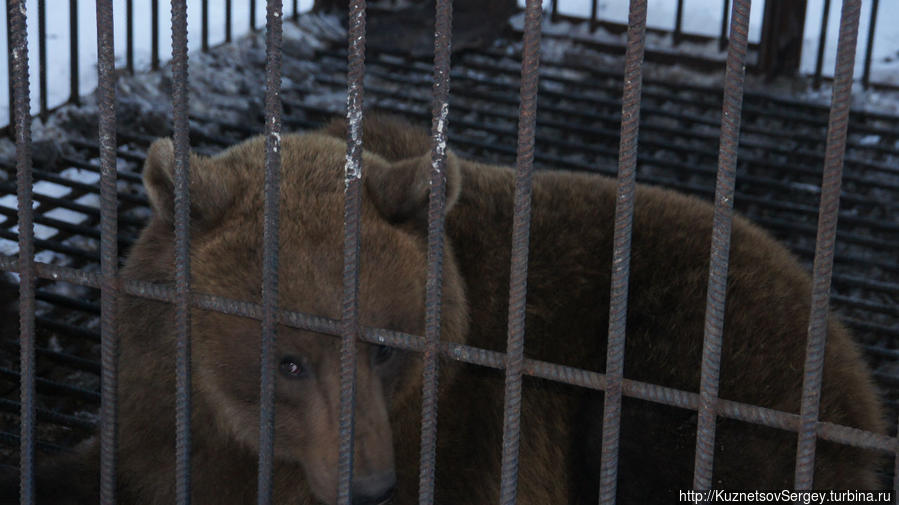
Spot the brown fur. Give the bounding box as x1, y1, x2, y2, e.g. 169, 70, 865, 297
15, 114, 885, 504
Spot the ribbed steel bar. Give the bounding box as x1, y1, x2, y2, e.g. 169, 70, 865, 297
718, 0, 730, 50
8, 0, 35, 502
0, 256, 894, 456
256, 1, 283, 504
861, 0, 879, 88
226, 0, 233, 42
37, 0, 47, 120
794, 0, 861, 490
170, 0, 193, 503
673, 0, 684, 45
250, 0, 257, 30
126, 0, 134, 74
813, 0, 831, 89
417, 0, 453, 502
96, 0, 119, 503
202, 0, 209, 52
692, 0, 750, 492
338, 0, 366, 503
597, 1, 645, 504
151, 0, 160, 70
6, 4, 14, 139
498, 1, 542, 504
68, 0, 79, 104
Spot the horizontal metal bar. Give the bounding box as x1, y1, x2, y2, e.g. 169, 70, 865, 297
0, 258, 894, 455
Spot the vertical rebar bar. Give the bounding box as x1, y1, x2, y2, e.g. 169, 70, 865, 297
37, 0, 47, 121
69, 0, 79, 105
257, 1, 282, 504
550, 0, 558, 23
95, 1, 119, 503
251, 0, 257, 30
719, 0, 730, 50
126, 0, 134, 74
417, 0, 452, 502
673, 0, 684, 45
170, 0, 193, 503
498, 1, 542, 504
226, 0, 232, 43
338, 1, 366, 503
202, 0, 209, 52
590, 0, 598, 32
794, 0, 861, 490
292, 0, 298, 20
597, 1, 646, 504
813, 0, 831, 89
692, 0, 751, 492
9, 0, 35, 502
151, 0, 160, 70
861, 0, 879, 88
6, 8, 15, 139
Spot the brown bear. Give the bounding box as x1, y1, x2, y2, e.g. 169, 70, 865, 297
6, 113, 886, 504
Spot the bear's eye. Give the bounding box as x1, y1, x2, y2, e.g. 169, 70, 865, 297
373, 345, 395, 365
279, 356, 306, 379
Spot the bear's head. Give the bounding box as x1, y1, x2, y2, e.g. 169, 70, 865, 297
137, 124, 468, 505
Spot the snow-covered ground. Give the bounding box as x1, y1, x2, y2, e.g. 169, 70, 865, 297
0, 0, 897, 128
0, 0, 314, 127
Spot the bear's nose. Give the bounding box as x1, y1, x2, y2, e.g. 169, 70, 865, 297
351, 471, 396, 505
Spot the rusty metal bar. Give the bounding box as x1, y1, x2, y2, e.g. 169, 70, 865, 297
498, 1, 542, 504
8, 0, 35, 502
718, 0, 730, 50
6, 6, 15, 139
0, 254, 894, 457
37, 0, 47, 121
861, 0, 879, 88
813, 0, 831, 89
151, 0, 160, 70
202, 0, 209, 52
170, 0, 193, 503
226, 0, 233, 42
417, 0, 453, 502
256, 1, 283, 504
95, 1, 119, 503
126, 0, 134, 74
338, 0, 366, 503
692, 0, 750, 492
597, 1, 645, 503
69, 0, 79, 105
673, 0, 684, 45
794, 0, 861, 490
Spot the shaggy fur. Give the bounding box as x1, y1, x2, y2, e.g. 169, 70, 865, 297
5, 114, 885, 504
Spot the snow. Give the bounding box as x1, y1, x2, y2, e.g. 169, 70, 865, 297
0, 0, 314, 126
0, 1, 897, 129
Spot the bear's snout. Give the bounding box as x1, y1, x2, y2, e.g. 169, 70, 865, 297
352, 471, 397, 505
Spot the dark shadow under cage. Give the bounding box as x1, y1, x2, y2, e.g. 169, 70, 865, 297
0, 0, 898, 503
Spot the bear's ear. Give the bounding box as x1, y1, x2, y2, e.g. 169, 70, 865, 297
364, 150, 462, 228
143, 138, 235, 231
